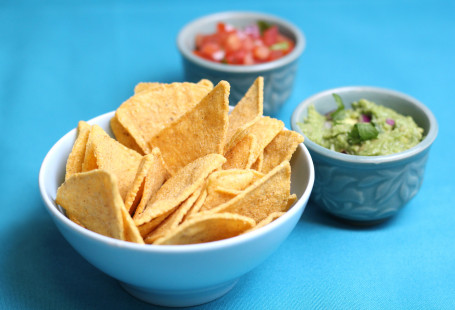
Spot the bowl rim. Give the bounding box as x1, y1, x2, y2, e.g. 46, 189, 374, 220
290, 86, 439, 165
176, 11, 306, 73
39, 111, 315, 254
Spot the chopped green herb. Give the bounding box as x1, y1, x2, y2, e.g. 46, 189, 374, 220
257, 20, 272, 34
270, 42, 290, 51
330, 93, 346, 121
348, 123, 379, 144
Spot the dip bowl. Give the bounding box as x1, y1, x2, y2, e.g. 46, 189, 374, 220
177, 11, 305, 116
291, 86, 438, 224
39, 111, 314, 307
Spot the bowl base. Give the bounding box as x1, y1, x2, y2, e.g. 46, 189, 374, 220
120, 278, 238, 307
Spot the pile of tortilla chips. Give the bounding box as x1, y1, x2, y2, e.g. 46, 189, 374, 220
56, 77, 304, 245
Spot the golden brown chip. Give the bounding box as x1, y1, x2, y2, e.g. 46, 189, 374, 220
137, 209, 174, 238
224, 77, 263, 152
245, 116, 284, 163
133, 153, 226, 226
223, 134, 258, 170
204, 161, 291, 222
148, 81, 230, 175
250, 151, 263, 171
110, 115, 143, 154
65, 121, 91, 180
286, 194, 297, 208
56, 170, 125, 240
154, 213, 256, 245
81, 125, 143, 201
134, 79, 213, 94
184, 188, 208, 220
121, 207, 145, 244
124, 148, 169, 215
144, 186, 203, 244
116, 81, 213, 154
247, 212, 285, 232
261, 130, 304, 173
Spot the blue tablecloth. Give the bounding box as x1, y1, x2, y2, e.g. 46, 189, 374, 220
1, 1, 454, 309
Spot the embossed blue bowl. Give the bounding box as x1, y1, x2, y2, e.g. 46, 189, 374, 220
291, 86, 438, 223
177, 11, 305, 115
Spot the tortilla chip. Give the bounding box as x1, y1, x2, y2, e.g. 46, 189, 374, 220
133, 153, 226, 226
56, 170, 125, 240
121, 207, 145, 244
286, 194, 297, 208
81, 125, 143, 201
154, 213, 256, 245
144, 186, 203, 244
261, 130, 304, 173
223, 134, 258, 170
224, 77, 263, 152
116, 81, 213, 154
247, 212, 285, 232
134, 79, 213, 94
124, 148, 169, 215
204, 161, 291, 222
65, 121, 91, 180
251, 151, 263, 171
110, 115, 143, 154
184, 188, 208, 220
245, 116, 284, 162
137, 210, 173, 238
148, 81, 230, 175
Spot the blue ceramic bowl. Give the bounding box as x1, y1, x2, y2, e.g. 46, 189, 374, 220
177, 11, 305, 115
291, 86, 438, 223
39, 111, 314, 307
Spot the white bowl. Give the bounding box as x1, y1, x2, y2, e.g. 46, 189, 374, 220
39, 111, 314, 307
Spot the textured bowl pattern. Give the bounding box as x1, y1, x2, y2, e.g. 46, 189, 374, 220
311, 151, 429, 221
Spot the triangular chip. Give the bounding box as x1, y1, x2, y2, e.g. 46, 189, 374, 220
110, 115, 143, 154
82, 125, 143, 201
121, 207, 145, 244
223, 134, 258, 170
154, 213, 256, 245
224, 77, 263, 152
244, 116, 284, 164
261, 130, 304, 173
148, 81, 230, 175
144, 186, 204, 244
134, 79, 213, 94
124, 148, 169, 215
116, 81, 213, 154
247, 212, 285, 232
65, 121, 91, 180
133, 153, 226, 226
204, 161, 291, 222
56, 170, 125, 240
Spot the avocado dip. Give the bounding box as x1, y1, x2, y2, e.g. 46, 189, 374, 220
297, 94, 424, 156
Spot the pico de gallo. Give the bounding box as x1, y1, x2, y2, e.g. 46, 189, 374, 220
194, 21, 295, 65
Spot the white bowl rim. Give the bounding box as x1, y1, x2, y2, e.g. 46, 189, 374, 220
291, 86, 439, 165
39, 111, 315, 254
177, 11, 306, 73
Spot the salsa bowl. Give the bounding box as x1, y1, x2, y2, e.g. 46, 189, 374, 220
177, 11, 305, 115
39, 111, 314, 307
291, 86, 438, 224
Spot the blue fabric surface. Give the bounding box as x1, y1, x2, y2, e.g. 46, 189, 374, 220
1, 0, 454, 309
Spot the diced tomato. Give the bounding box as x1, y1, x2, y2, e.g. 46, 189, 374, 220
263, 25, 279, 46
194, 21, 294, 65
253, 45, 270, 61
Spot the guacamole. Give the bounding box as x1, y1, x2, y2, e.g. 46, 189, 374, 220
297, 95, 424, 156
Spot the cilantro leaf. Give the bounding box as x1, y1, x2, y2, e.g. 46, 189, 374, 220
330, 93, 346, 121
348, 123, 379, 144
257, 21, 272, 34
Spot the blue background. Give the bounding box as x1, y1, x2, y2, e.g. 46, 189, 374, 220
1, 0, 454, 309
